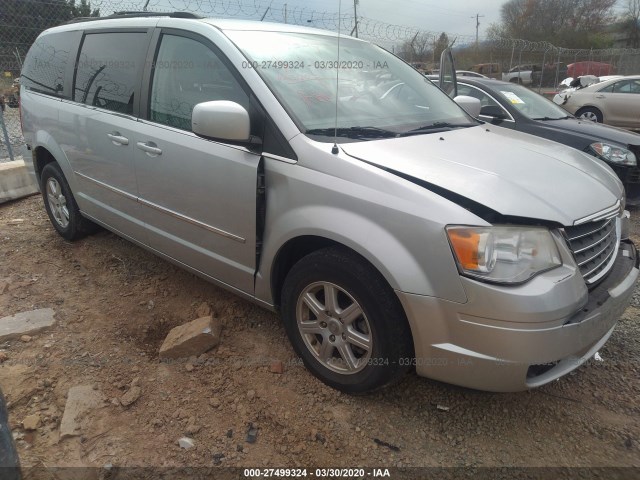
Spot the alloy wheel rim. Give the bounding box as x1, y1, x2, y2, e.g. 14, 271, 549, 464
46, 178, 69, 228
296, 281, 372, 374
581, 111, 598, 122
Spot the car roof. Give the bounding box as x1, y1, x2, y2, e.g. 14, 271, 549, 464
581, 74, 640, 90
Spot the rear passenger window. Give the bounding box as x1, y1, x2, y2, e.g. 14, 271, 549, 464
149, 34, 249, 131
74, 32, 148, 114
22, 32, 75, 97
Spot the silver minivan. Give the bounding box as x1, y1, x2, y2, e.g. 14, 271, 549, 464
21, 13, 638, 393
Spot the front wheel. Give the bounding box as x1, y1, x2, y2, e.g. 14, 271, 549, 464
281, 247, 414, 394
576, 107, 603, 123
41, 162, 98, 241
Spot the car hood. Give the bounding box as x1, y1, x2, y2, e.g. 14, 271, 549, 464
340, 125, 623, 226
532, 118, 640, 146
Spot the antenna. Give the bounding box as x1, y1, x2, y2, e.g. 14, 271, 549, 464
331, 0, 342, 155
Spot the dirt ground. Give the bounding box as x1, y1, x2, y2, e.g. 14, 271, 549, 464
1, 194, 639, 474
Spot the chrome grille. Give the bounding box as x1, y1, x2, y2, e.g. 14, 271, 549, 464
564, 218, 618, 285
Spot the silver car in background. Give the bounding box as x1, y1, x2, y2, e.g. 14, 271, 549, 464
20, 13, 638, 393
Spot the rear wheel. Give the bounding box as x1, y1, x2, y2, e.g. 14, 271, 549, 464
576, 107, 603, 123
41, 162, 98, 241
281, 247, 414, 394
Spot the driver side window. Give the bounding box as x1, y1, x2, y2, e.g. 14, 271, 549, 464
150, 34, 249, 131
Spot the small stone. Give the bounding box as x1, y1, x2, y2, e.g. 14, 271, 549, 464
196, 302, 211, 318
120, 386, 142, 407
315, 432, 326, 444
436, 405, 450, 412
22, 414, 41, 431
226, 429, 233, 438
236, 444, 243, 452
247, 390, 256, 401
0, 308, 56, 342
60, 385, 106, 439
159, 316, 222, 360
0, 352, 8, 363
131, 377, 140, 387
185, 364, 194, 372
186, 424, 201, 435
269, 361, 284, 374
245, 423, 258, 444
209, 397, 221, 408
20, 335, 32, 343
178, 437, 195, 450
212, 453, 225, 465
7, 219, 25, 225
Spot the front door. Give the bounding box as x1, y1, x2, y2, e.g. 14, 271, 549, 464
133, 31, 261, 294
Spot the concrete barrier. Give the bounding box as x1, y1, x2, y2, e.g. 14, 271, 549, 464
0, 156, 39, 204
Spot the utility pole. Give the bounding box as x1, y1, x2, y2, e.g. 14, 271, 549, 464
284, 3, 287, 24
353, 0, 359, 38
471, 13, 484, 46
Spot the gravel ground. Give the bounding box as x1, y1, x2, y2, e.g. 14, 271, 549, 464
0, 196, 639, 476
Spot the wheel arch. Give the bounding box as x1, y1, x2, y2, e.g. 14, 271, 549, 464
31, 132, 75, 189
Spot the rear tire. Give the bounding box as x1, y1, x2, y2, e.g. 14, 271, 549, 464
41, 162, 98, 241
281, 247, 414, 394
576, 107, 603, 123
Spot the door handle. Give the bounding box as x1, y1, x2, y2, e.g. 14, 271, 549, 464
136, 142, 162, 156
595, 94, 605, 99
107, 132, 129, 145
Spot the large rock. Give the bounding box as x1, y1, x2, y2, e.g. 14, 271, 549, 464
59, 386, 105, 439
159, 316, 221, 360
0, 308, 55, 342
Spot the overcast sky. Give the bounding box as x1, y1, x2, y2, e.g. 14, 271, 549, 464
147, 0, 629, 42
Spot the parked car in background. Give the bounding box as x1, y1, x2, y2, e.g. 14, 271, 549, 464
457, 77, 640, 205
502, 64, 540, 85
567, 61, 614, 78
455, 70, 488, 78
532, 62, 568, 87
469, 62, 501, 79
555, 75, 640, 129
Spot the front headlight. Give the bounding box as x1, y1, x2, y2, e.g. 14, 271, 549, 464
446, 226, 562, 285
590, 142, 637, 166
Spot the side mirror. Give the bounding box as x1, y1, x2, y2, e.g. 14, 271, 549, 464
479, 104, 507, 119
192, 101, 251, 142
454, 95, 481, 118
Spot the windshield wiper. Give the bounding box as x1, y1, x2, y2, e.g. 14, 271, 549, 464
399, 122, 475, 136
532, 115, 572, 120
305, 126, 399, 139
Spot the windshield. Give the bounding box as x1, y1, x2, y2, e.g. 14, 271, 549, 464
225, 30, 477, 141
494, 84, 571, 120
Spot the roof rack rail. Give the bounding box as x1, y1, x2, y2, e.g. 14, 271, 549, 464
63, 11, 203, 25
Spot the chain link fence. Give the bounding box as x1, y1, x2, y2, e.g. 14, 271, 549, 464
2, 0, 640, 162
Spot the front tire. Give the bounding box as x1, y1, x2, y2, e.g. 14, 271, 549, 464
576, 107, 603, 123
281, 247, 414, 394
41, 162, 98, 241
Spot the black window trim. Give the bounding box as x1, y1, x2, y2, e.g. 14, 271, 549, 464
72, 27, 154, 118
